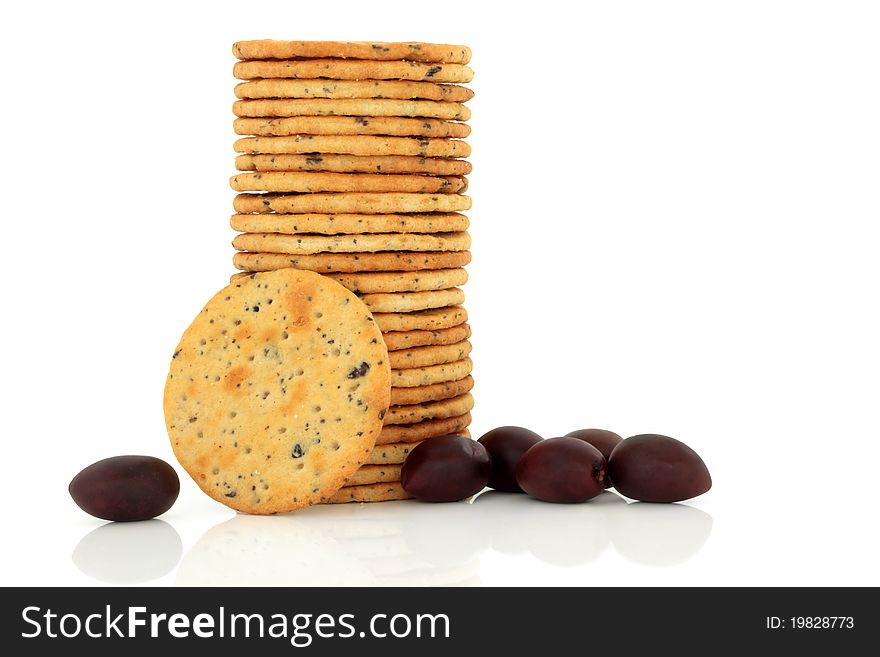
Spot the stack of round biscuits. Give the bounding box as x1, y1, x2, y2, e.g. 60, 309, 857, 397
229, 41, 475, 503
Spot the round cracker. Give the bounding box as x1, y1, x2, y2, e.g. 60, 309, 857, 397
383, 323, 472, 351
387, 339, 472, 369
235, 79, 474, 102
230, 172, 466, 194
390, 357, 474, 388
384, 393, 475, 426
233, 98, 470, 121
234, 115, 471, 138
376, 413, 473, 445
234, 135, 471, 158
232, 41, 471, 64
163, 269, 391, 515
325, 482, 412, 504
233, 251, 471, 274
372, 305, 468, 332
344, 464, 403, 487
329, 269, 468, 294
234, 192, 471, 215
366, 440, 423, 465
234, 59, 474, 84
231, 269, 469, 293
360, 288, 466, 314
365, 430, 471, 465
236, 153, 472, 175
389, 375, 475, 406
232, 232, 470, 256
230, 212, 468, 235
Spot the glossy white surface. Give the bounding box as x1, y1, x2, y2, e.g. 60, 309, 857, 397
3, 0, 880, 586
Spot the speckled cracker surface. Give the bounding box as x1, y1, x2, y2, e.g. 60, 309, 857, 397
164, 269, 390, 514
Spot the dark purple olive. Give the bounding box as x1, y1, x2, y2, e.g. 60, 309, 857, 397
401, 435, 491, 502
69, 456, 180, 522
608, 434, 711, 503
565, 429, 623, 487
516, 437, 607, 503
478, 426, 543, 492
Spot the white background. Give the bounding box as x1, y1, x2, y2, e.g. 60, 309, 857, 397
2, 0, 878, 586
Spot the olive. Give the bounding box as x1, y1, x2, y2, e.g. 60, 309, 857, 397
608, 434, 711, 503
477, 426, 543, 492
516, 437, 607, 503
69, 455, 180, 522
401, 435, 491, 502
565, 428, 623, 487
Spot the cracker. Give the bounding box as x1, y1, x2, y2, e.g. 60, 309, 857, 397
387, 339, 472, 369
384, 393, 475, 426
376, 412, 472, 445
231, 41, 471, 64
234, 192, 471, 215
382, 323, 472, 351
328, 269, 468, 294
372, 305, 468, 332
236, 153, 472, 175
389, 375, 475, 406
232, 232, 470, 255
233, 251, 471, 274
233, 98, 470, 121
365, 430, 471, 465
366, 440, 423, 465
234, 135, 471, 158
359, 288, 466, 313
234, 59, 474, 84
344, 464, 403, 487
235, 79, 474, 102
325, 482, 412, 504
230, 212, 469, 235
230, 171, 466, 193
234, 115, 470, 138
390, 357, 474, 388
163, 269, 390, 514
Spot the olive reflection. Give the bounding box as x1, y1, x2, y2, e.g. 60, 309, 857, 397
608, 502, 713, 566
72, 519, 182, 584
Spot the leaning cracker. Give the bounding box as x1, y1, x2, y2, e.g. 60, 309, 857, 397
235, 79, 474, 102
163, 269, 390, 515
230, 212, 468, 235
344, 464, 403, 487
236, 153, 472, 176
387, 339, 472, 370
234, 60, 474, 84
389, 375, 475, 406
230, 171, 466, 194
234, 135, 471, 158
384, 393, 475, 426
234, 192, 471, 215
234, 116, 470, 138
376, 413, 472, 445
325, 482, 412, 504
234, 98, 470, 121
382, 323, 472, 351
233, 251, 471, 274
372, 305, 468, 332
328, 269, 468, 294
390, 357, 474, 388
232, 232, 470, 256
231, 41, 471, 64
358, 288, 466, 313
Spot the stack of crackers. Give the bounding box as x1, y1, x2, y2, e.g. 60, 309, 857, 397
229, 41, 475, 504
